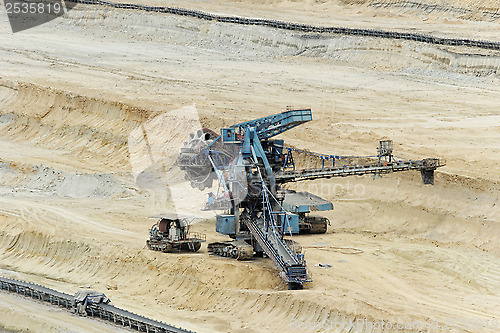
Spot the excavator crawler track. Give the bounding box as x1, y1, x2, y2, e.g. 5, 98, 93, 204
208, 241, 254, 260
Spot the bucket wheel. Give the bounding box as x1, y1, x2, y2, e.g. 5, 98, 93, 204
178, 129, 217, 190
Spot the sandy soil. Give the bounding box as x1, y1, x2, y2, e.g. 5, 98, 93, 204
0, 0, 499, 332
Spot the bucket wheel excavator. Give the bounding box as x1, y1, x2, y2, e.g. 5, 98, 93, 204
177, 108, 445, 289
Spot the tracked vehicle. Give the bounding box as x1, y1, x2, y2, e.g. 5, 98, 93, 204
147, 214, 206, 253
176, 108, 445, 289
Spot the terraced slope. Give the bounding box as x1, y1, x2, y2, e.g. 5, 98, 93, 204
0, 1, 499, 332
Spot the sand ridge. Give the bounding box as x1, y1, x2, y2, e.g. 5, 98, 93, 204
0, 1, 499, 332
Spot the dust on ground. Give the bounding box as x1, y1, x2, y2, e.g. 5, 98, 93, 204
0, 0, 499, 332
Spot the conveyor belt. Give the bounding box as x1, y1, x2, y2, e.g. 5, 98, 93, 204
0, 277, 74, 308
242, 216, 310, 284
0, 276, 193, 333
67, 0, 500, 51
276, 158, 445, 183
